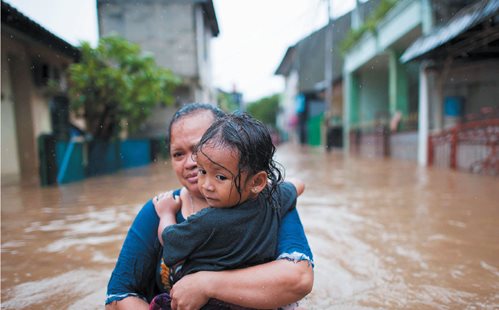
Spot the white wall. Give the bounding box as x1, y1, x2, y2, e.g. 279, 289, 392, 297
1, 52, 21, 178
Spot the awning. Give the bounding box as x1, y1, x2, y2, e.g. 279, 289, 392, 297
401, 0, 499, 63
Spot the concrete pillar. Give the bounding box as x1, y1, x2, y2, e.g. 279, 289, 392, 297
10, 53, 38, 179
418, 62, 430, 166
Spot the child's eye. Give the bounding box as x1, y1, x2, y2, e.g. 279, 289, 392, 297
198, 169, 207, 175
216, 175, 228, 181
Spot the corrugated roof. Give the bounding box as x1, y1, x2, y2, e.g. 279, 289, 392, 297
401, 0, 499, 63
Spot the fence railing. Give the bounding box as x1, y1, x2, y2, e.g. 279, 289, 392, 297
428, 119, 499, 176
38, 135, 168, 186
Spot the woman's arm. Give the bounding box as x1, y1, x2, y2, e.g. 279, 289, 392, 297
106, 296, 148, 310
170, 208, 314, 309
171, 259, 313, 309
105, 200, 161, 309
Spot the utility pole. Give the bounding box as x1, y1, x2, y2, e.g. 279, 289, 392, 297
324, 0, 333, 151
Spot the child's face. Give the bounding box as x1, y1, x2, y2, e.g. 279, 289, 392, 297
196, 144, 254, 208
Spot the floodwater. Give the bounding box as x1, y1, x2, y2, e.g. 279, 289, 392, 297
1, 144, 498, 309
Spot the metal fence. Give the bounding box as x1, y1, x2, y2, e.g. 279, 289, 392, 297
428, 119, 499, 176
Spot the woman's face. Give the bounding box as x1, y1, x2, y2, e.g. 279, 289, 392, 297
169, 111, 215, 197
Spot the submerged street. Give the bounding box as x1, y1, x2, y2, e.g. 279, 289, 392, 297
1, 144, 498, 309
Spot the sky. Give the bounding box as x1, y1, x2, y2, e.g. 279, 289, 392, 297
5, 0, 357, 102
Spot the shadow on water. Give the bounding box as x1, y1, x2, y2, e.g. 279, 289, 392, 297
1, 143, 498, 309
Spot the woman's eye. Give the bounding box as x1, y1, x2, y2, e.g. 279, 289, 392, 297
172, 152, 183, 158
216, 175, 228, 181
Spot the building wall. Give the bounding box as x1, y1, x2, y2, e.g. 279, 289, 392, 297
98, 0, 215, 103
98, 0, 216, 138
358, 65, 389, 127
443, 60, 499, 117
390, 131, 418, 161
1, 51, 21, 179
99, 1, 198, 77
331, 82, 343, 118
278, 70, 299, 142
1, 28, 75, 183
195, 5, 214, 103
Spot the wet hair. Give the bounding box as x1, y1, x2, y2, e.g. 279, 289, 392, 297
166, 103, 225, 154
195, 112, 284, 205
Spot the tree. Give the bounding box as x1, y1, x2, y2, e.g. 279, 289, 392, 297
68, 36, 180, 140
246, 94, 280, 128
217, 89, 242, 113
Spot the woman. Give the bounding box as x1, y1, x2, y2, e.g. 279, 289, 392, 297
106, 103, 314, 310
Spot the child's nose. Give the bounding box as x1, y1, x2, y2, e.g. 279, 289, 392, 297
202, 179, 214, 191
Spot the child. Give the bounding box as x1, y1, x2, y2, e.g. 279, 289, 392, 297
152, 113, 305, 310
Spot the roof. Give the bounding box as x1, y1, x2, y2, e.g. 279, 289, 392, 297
401, 0, 499, 62
296, 12, 351, 93
200, 0, 220, 37
275, 45, 297, 76
1, 1, 80, 60
274, 0, 380, 93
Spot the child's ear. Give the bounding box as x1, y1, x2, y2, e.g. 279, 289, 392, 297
250, 171, 268, 194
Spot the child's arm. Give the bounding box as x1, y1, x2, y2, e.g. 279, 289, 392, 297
153, 191, 181, 246
287, 177, 305, 196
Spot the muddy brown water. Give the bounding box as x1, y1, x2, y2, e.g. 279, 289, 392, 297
1, 144, 498, 309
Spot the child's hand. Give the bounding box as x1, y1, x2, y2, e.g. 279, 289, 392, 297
287, 177, 305, 196
154, 191, 182, 245
153, 191, 182, 217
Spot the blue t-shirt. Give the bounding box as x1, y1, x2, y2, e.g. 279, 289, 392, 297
106, 187, 313, 304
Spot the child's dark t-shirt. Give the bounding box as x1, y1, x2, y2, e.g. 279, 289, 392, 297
162, 181, 297, 279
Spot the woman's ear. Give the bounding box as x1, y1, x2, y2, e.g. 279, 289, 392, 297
250, 171, 268, 194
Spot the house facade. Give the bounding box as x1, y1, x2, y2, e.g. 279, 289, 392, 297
275, 0, 497, 175
344, 0, 497, 175
275, 0, 380, 148
401, 0, 499, 174
343, 0, 426, 160
97, 0, 219, 138
1, 1, 80, 185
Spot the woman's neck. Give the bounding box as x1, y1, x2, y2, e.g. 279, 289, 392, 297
181, 188, 209, 217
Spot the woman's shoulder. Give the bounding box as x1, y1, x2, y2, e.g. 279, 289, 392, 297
172, 188, 182, 197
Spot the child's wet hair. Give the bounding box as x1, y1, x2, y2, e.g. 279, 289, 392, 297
195, 112, 284, 203
166, 103, 226, 154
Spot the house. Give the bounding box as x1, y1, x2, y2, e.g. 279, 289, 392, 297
97, 0, 220, 138
401, 0, 499, 174
342, 0, 429, 161
1, 1, 80, 185
275, 0, 380, 148
275, 0, 496, 175
342, 0, 488, 164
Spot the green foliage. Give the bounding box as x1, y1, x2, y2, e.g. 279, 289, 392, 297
68, 36, 180, 140
339, 0, 398, 55
217, 91, 240, 113
246, 94, 280, 127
